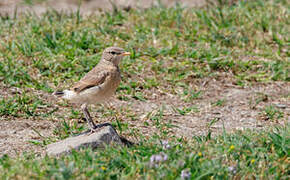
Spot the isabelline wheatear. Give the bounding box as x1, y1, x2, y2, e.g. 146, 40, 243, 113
54, 47, 130, 132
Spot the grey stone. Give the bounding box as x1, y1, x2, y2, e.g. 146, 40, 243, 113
275, 104, 287, 109
46, 125, 129, 156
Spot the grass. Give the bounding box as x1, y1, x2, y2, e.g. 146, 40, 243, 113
0, 0, 288, 95
0, 125, 289, 179
0, 0, 289, 179
261, 105, 284, 121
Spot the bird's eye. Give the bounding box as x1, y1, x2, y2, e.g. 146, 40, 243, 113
111, 51, 116, 55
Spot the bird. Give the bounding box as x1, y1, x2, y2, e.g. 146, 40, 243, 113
53, 46, 130, 132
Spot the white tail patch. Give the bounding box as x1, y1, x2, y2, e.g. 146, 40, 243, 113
62, 90, 77, 100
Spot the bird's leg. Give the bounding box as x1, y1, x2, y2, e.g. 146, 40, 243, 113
81, 104, 115, 134
81, 104, 97, 132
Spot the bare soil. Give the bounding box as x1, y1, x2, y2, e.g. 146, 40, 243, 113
0, 0, 206, 16
1, 77, 289, 156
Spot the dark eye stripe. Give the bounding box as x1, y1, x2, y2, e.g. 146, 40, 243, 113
111, 51, 121, 55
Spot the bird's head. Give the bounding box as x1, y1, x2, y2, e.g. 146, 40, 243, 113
101, 47, 130, 66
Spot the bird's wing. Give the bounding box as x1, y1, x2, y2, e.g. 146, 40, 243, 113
72, 66, 111, 93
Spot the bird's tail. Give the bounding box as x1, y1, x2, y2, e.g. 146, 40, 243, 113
53, 90, 76, 100
53, 90, 65, 97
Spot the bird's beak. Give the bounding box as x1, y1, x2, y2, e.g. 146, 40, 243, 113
121, 52, 131, 56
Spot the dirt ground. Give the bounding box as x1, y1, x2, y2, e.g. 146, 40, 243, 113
1, 77, 289, 156
0, 0, 206, 16
0, 0, 289, 156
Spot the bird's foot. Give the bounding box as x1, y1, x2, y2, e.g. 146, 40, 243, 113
89, 127, 98, 134
94, 123, 112, 129
87, 123, 113, 135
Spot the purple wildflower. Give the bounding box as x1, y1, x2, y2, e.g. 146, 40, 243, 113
228, 166, 237, 174
149, 152, 168, 167
161, 140, 171, 150
181, 168, 191, 179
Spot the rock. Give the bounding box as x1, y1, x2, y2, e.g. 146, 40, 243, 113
46, 125, 132, 156
275, 104, 287, 109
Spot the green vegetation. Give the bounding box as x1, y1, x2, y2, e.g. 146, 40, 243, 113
262, 105, 284, 121
0, 0, 289, 179
0, 125, 289, 179
0, 0, 288, 96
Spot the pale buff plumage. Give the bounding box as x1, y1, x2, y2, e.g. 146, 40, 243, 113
54, 47, 130, 132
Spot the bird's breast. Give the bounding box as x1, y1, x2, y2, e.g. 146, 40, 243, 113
90, 73, 121, 103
